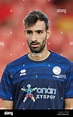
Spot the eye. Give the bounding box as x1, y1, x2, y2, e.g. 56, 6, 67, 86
36, 30, 43, 34
26, 30, 32, 34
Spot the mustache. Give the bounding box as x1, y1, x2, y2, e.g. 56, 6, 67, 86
30, 41, 40, 45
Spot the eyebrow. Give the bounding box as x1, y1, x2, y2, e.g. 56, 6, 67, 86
26, 29, 43, 32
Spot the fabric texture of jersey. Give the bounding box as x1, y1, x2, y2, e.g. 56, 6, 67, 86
0, 51, 73, 109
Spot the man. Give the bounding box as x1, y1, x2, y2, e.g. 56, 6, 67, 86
0, 10, 73, 110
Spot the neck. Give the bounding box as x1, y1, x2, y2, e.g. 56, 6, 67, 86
28, 49, 50, 61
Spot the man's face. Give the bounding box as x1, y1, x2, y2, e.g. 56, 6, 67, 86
24, 20, 49, 53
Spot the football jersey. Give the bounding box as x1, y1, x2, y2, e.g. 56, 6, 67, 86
0, 51, 73, 109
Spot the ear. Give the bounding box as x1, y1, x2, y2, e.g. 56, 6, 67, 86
47, 28, 52, 39
24, 29, 26, 33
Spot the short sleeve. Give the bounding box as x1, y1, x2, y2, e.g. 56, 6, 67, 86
0, 66, 14, 100
65, 62, 73, 98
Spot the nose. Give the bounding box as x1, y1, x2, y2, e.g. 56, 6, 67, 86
31, 33, 37, 41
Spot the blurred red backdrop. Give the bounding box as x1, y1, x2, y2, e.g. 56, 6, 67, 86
0, 0, 73, 107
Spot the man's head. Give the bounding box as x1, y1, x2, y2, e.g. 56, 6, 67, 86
24, 10, 50, 30
23, 10, 51, 54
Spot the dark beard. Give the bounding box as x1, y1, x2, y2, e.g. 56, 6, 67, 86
29, 44, 45, 53
29, 40, 46, 53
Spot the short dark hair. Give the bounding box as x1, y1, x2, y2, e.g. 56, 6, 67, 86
24, 10, 50, 30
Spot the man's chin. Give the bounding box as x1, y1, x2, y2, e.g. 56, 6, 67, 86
30, 46, 45, 54
30, 48, 40, 53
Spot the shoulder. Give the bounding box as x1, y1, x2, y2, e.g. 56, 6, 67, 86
51, 51, 71, 64
50, 51, 72, 71
4, 54, 28, 71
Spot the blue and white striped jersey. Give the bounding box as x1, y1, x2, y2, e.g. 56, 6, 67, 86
0, 51, 73, 109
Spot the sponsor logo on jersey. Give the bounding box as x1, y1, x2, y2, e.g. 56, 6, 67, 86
21, 84, 56, 102
53, 75, 66, 79
21, 84, 37, 102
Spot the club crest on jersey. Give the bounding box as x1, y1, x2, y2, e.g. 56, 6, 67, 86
52, 66, 66, 79
52, 66, 61, 75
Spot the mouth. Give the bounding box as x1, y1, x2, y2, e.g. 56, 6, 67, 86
31, 43, 39, 47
